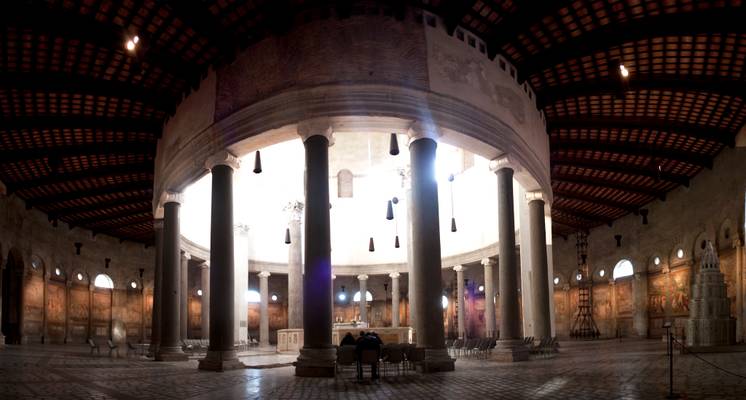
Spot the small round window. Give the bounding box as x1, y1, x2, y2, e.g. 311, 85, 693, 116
676, 248, 684, 259
553, 277, 560, 285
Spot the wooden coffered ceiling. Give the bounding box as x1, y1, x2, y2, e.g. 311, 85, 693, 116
1, 0, 744, 244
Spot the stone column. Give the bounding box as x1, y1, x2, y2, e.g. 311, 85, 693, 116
331, 274, 336, 316
608, 279, 618, 337
42, 270, 49, 343
88, 283, 94, 340
200, 263, 210, 340
404, 173, 417, 329
295, 119, 336, 377
452, 266, 465, 339
0, 260, 3, 346
180, 252, 190, 341
258, 271, 271, 347
527, 192, 551, 340
287, 203, 304, 329
632, 270, 649, 338
358, 274, 368, 323
199, 151, 244, 371
149, 219, 164, 356
390, 272, 400, 328
736, 238, 744, 343
490, 155, 528, 361
156, 193, 188, 361
64, 280, 71, 344
482, 258, 496, 338
407, 122, 454, 372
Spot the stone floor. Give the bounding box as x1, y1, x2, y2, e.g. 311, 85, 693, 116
0, 339, 745, 399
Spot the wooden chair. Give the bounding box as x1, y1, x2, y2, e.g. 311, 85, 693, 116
382, 345, 405, 376
88, 339, 100, 355
359, 349, 381, 380
335, 345, 357, 376
126, 342, 138, 358
107, 340, 119, 357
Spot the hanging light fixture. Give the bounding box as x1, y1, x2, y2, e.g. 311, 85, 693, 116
253, 150, 262, 174
369, 237, 375, 252
284, 227, 291, 244
449, 174, 457, 232
394, 235, 400, 248
389, 133, 400, 156
386, 200, 394, 220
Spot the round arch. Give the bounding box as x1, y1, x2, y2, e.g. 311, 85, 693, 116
93, 274, 114, 289
612, 259, 634, 280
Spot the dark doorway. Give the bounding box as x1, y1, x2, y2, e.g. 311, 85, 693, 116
2, 248, 24, 344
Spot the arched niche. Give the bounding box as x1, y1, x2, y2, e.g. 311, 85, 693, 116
2, 248, 25, 344
612, 259, 634, 281
718, 218, 735, 250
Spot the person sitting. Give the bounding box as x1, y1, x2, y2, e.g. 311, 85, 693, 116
355, 332, 382, 380
340, 332, 356, 346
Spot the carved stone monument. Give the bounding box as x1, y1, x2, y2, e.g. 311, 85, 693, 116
686, 241, 735, 347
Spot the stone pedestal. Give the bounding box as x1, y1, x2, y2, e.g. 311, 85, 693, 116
491, 339, 530, 362
686, 241, 735, 347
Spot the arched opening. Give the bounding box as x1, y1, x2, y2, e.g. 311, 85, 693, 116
612, 259, 634, 280
353, 291, 373, 302
93, 274, 114, 289
2, 248, 25, 344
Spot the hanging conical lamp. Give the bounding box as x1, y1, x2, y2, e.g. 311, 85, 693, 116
451, 217, 457, 232
284, 227, 291, 244
389, 133, 400, 156
253, 150, 262, 174
386, 200, 394, 220
368, 237, 375, 252
394, 235, 400, 248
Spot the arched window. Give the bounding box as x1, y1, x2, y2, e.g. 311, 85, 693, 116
337, 169, 353, 198
612, 260, 634, 280
94, 274, 114, 289
245, 290, 260, 303
353, 290, 372, 302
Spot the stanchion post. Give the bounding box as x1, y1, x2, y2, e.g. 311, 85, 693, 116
664, 322, 679, 399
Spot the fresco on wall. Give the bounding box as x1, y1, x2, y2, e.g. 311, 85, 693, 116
553, 290, 570, 336
124, 290, 142, 338
46, 282, 66, 342
189, 297, 202, 333
592, 285, 611, 336
721, 249, 738, 317
22, 275, 43, 337
670, 268, 690, 316
615, 279, 634, 317
92, 290, 111, 338
648, 273, 667, 317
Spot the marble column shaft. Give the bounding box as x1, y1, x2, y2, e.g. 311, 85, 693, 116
156, 199, 187, 361
258, 271, 271, 347
296, 131, 335, 377
149, 220, 164, 354
528, 198, 551, 340
358, 275, 368, 323
287, 218, 303, 329
454, 265, 466, 339
180, 252, 189, 341
496, 168, 521, 340
482, 258, 496, 338
199, 157, 244, 371
200, 263, 210, 340
390, 273, 400, 328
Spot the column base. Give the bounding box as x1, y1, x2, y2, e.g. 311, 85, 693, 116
198, 349, 245, 371
155, 345, 189, 361
491, 339, 529, 362
294, 347, 336, 377
147, 344, 159, 358
417, 348, 455, 373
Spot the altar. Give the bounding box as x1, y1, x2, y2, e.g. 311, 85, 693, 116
277, 326, 415, 353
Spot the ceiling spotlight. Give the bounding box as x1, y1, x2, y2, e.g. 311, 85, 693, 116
619, 64, 629, 78
125, 35, 139, 52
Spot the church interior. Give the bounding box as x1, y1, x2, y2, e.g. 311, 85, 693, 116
1, 1, 746, 399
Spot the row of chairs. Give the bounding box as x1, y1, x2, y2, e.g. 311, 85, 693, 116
335, 343, 425, 378
529, 337, 559, 357
88, 339, 141, 358
446, 338, 497, 359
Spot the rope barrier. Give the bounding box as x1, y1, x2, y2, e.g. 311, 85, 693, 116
671, 336, 746, 380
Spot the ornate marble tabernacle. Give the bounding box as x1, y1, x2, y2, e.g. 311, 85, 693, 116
686, 241, 735, 347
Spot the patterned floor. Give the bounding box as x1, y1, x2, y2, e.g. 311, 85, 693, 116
0, 339, 744, 399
